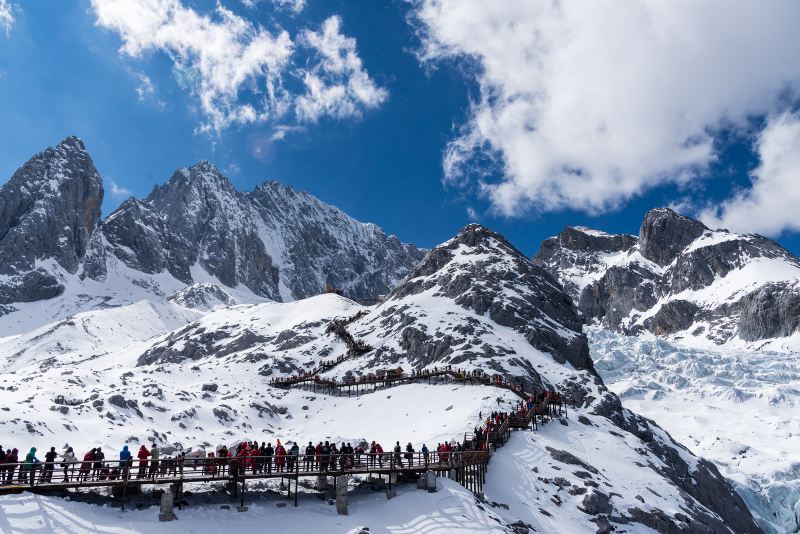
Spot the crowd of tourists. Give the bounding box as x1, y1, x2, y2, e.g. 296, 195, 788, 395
0, 435, 484, 486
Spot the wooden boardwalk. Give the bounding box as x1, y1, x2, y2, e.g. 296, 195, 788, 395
0, 451, 490, 509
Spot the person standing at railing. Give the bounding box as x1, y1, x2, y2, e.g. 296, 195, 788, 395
404, 443, 414, 466
94, 447, 106, 480
136, 445, 150, 479
149, 445, 160, 478
79, 449, 95, 482
304, 442, 314, 470
118, 445, 132, 479
393, 442, 403, 468
41, 447, 57, 483
264, 442, 274, 473
320, 442, 331, 471
4, 448, 18, 483
421, 444, 429, 465
288, 442, 299, 470
59, 447, 76, 482
275, 441, 286, 472
21, 447, 39, 484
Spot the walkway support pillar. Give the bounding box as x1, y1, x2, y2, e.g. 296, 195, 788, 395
335, 475, 348, 515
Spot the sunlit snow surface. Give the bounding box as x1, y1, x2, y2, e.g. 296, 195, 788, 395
590, 326, 800, 533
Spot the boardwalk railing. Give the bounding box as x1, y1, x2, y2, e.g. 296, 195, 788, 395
0, 450, 490, 505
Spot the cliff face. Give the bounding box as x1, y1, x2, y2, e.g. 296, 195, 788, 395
534, 208, 800, 348
0, 136, 424, 314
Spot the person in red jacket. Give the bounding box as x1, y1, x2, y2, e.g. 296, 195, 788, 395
79, 448, 95, 482
314, 442, 322, 469
136, 445, 149, 479
275, 440, 286, 472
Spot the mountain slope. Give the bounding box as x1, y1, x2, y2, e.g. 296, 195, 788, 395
0, 223, 760, 533
534, 208, 800, 350
0, 136, 424, 332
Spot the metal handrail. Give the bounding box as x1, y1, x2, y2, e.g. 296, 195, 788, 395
0, 450, 490, 491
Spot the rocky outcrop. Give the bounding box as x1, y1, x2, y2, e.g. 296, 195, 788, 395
167, 283, 236, 311
102, 163, 425, 302
639, 208, 707, 266
534, 226, 637, 302
737, 281, 800, 341
0, 136, 103, 302
644, 300, 699, 336
535, 208, 800, 346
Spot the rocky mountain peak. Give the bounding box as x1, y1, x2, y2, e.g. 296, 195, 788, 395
387, 223, 594, 373
56, 134, 87, 152
639, 207, 707, 266
0, 135, 102, 280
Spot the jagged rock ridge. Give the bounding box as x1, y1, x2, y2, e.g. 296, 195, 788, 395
0, 136, 425, 314
534, 208, 800, 348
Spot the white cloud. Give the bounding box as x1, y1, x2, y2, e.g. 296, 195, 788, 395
409, 0, 800, 217
0, 0, 14, 35
92, 0, 293, 133
109, 179, 132, 198
699, 112, 800, 236
295, 16, 388, 122
91, 1, 385, 134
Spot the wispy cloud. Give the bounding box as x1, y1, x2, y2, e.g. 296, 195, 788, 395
0, 0, 14, 36
109, 179, 132, 199
90, 1, 386, 134
134, 72, 166, 109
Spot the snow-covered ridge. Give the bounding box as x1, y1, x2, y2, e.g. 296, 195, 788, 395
0, 136, 424, 331
534, 207, 800, 350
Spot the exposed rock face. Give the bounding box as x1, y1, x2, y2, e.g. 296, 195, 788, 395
535, 226, 637, 302
102, 162, 425, 302
375, 223, 594, 378
0, 136, 425, 310
0, 136, 103, 302
737, 281, 800, 341
535, 208, 800, 346
639, 208, 707, 266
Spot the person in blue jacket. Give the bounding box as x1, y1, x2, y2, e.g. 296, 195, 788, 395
119, 445, 132, 479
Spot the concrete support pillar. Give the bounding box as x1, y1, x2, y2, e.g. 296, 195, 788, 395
158, 490, 177, 521
426, 470, 437, 493
335, 475, 348, 515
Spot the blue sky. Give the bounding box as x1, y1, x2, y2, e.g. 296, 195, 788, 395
1, 0, 799, 256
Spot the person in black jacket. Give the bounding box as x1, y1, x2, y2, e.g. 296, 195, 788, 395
393, 441, 403, 468
41, 447, 57, 483
304, 442, 314, 471
265, 442, 274, 474
321, 441, 330, 472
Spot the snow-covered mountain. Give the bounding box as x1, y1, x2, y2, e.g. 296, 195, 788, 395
534, 208, 800, 351
0, 223, 761, 533
0, 136, 424, 334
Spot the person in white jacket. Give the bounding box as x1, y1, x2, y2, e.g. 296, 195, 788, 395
61, 447, 77, 482
149, 444, 160, 478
